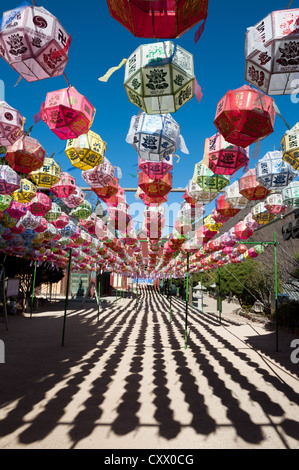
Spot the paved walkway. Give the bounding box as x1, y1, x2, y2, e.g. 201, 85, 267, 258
0, 291, 298, 449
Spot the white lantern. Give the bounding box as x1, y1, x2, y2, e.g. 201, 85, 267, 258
255, 150, 298, 189
245, 8, 299, 95
225, 181, 249, 209
124, 41, 194, 114
126, 111, 188, 162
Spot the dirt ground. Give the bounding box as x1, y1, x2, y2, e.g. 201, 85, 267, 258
0, 290, 298, 449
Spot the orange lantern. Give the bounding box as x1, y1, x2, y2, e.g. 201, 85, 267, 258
238, 169, 270, 201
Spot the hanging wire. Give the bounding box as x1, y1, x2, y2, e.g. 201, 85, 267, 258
220, 263, 263, 305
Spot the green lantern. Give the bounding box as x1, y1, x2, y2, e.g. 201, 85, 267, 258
0, 194, 12, 212
193, 161, 230, 192
70, 200, 92, 220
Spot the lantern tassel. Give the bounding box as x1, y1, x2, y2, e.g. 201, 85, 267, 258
98, 58, 127, 82
194, 19, 207, 44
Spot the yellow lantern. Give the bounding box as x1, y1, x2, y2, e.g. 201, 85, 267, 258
29, 156, 61, 189
12, 178, 37, 203
204, 214, 223, 232
65, 130, 107, 170
281, 123, 299, 171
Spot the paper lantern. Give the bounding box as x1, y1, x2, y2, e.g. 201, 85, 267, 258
203, 214, 222, 232
124, 41, 194, 114
107, 0, 208, 39
21, 228, 37, 244
6, 135, 45, 174
139, 189, 168, 206
0, 194, 12, 212
138, 171, 172, 199
27, 192, 52, 216
50, 171, 76, 199
103, 186, 125, 207
234, 221, 254, 240
65, 130, 106, 170
10, 218, 26, 234
214, 85, 276, 147
6, 199, 27, 219
82, 157, 115, 188
19, 210, 40, 230
238, 169, 270, 200
215, 194, 240, 218
40, 86, 95, 140
211, 208, 229, 224
251, 201, 276, 225
282, 181, 299, 207
63, 186, 85, 208
193, 161, 230, 192
51, 212, 69, 228
179, 201, 204, 221
70, 200, 92, 220
0, 164, 21, 195
108, 202, 131, 232
1, 210, 17, 227
196, 225, 218, 243
0, 100, 25, 147
245, 9, 299, 95
126, 111, 188, 161
244, 213, 260, 231
203, 132, 249, 175
12, 178, 37, 203
0, 4, 70, 82
79, 213, 98, 235
224, 181, 249, 209
265, 192, 287, 215
29, 156, 61, 188
44, 201, 61, 222
255, 150, 298, 190
34, 216, 48, 233
138, 154, 173, 179
186, 179, 219, 204
281, 123, 299, 171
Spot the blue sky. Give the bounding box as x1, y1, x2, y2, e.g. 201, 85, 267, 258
1, 0, 298, 235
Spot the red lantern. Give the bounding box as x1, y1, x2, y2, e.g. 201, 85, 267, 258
214, 85, 276, 147
52, 212, 69, 229
34, 216, 48, 233
138, 172, 172, 199
238, 169, 270, 201
216, 194, 240, 218
234, 221, 254, 240
139, 190, 168, 206
40, 86, 95, 140
6, 200, 27, 219
6, 135, 46, 174
106, 0, 209, 39
27, 192, 52, 216
138, 155, 173, 180
103, 186, 126, 208
211, 208, 230, 224
195, 225, 217, 244
92, 177, 119, 201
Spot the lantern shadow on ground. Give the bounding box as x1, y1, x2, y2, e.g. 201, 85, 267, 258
0, 291, 298, 448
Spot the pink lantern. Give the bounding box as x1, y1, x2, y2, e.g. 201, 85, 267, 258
63, 186, 85, 208
264, 193, 287, 215
244, 213, 260, 231
50, 171, 76, 198
0, 101, 24, 147
211, 208, 230, 224
20, 210, 40, 230
214, 85, 276, 147
238, 169, 270, 201
40, 86, 95, 140
234, 221, 253, 240
6, 199, 27, 219
219, 232, 236, 247
81, 158, 115, 188
203, 133, 249, 175
6, 135, 46, 174
2, 228, 14, 241
27, 192, 52, 216
34, 216, 48, 233
138, 155, 173, 180
79, 213, 97, 235
0, 165, 21, 195
0, 4, 70, 82
52, 212, 69, 229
